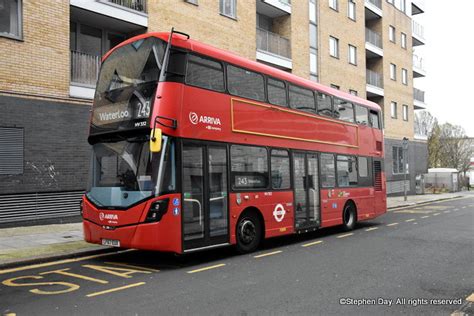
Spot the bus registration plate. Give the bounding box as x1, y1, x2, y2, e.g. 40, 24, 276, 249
102, 239, 120, 247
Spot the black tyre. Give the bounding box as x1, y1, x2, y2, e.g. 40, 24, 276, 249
342, 203, 356, 231
236, 212, 262, 254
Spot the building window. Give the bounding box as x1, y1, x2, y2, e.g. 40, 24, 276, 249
309, 0, 317, 23
402, 105, 408, 121
390, 63, 397, 81
220, 0, 236, 19
329, 36, 339, 58
309, 24, 317, 49
348, 44, 357, 65
389, 25, 396, 43
184, 0, 198, 4
392, 146, 404, 174
401, 32, 407, 49
0, 0, 22, 39
310, 48, 318, 76
330, 84, 340, 90
348, 0, 356, 20
402, 68, 408, 85
329, 0, 338, 11
349, 89, 358, 96
0, 127, 24, 175
391, 101, 397, 119
387, 0, 394, 4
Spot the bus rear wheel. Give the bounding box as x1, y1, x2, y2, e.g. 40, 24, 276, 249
236, 212, 262, 254
342, 202, 356, 231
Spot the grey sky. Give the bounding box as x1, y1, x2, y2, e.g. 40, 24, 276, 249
415, 1, 474, 136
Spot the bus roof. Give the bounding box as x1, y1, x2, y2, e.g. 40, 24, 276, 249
105, 32, 382, 112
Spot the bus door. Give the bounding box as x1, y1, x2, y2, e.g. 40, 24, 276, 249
182, 142, 229, 251
293, 152, 321, 230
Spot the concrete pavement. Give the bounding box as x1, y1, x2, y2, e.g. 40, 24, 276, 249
0, 191, 471, 268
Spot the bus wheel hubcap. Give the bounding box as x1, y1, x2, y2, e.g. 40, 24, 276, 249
345, 208, 353, 226
240, 219, 256, 245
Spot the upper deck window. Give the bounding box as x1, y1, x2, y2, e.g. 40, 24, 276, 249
334, 98, 355, 123
186, 54, 225, 92
355, 104, 368, 125
370, 110, 381, 129
227, 65, 265, 102
289, 85, 316, 114
267, 78, 287, 107
316, 92, 333, 118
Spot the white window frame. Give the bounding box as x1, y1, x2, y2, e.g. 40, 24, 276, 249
389, 25, 396, 43
401, 32, 407, 49
348, 0, 356, 20
348, 44, 357, 65
402, 105, 408, 121
220, 0, 237, 19
402, 68, 408, 85
391, 101, 397, 119
0, 0, 22, 40
390, 63, 397, 81
329, 36, 339, 58
329, 0, 338, 11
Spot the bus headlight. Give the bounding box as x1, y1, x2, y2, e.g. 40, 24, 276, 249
146, 199, 169, 222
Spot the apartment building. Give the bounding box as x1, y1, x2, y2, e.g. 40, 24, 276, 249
0, 0, 426, 223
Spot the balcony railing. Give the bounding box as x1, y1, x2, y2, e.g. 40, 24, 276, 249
412, 20, 425, 39
366, 69, 383, 88
414, 88, 425, 102
365, 28, 382, 49
106, 0, 147, 13
413, 54, 425, 71
365, 0, 382, 9
71, 51, 101, 86
257, 28, 291, 59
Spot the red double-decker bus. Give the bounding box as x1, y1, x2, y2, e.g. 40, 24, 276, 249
82, 30, 386, 254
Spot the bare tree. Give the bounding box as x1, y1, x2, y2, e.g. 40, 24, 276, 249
438, 123, 473, 173
414, 110, 437, 137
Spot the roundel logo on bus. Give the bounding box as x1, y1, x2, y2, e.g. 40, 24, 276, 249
273, 204, 286, 222
188, 112, 221, 126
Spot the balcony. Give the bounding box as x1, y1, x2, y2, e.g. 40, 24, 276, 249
70, 51, 101, 99
413, 55, 426, 78
257, 0, 291, 16
366, 69, 384, 97
70, 0, 148, 28
413, 88, 426, 110
412, 20, 425, 46
365, 0, 382, 19
365, 28, 383, 58
411, 0, 425, 15
256, 28, 292, 70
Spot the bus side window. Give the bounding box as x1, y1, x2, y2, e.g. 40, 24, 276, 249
289, 84, 316, 114
355, 104, 369, 125
270, 149, 290, 189
358, 156, 373, 187
369, 110, 381, 129
185, 54, 225, 92
227, 65, 265, 102
267, 78, 288, 107
320, 153, 336, 188
334, 98, 355, 123
316, 92, 333, 118
230, 145, 268, 190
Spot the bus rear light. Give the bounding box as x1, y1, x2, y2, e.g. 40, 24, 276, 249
146, 199, 169, 222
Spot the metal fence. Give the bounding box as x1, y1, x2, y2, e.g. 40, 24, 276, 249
106, 0, 147, 13
256, 28, 291, 59
413, 54, 425, 71
365, 0, 382, 9
412, 20, 425, 39
71, 51, 101, 86
366, 69, 383, 88
365, 28, 382, 49
413, 88, 425, 102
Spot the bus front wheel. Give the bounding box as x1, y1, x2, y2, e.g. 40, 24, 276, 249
236, 212, 262, 254
342, 202, 357, 231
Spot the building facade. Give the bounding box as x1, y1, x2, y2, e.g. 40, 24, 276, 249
0, 0, 427, 223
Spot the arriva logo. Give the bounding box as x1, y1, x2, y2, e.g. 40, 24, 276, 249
99, 212, 118, 221
189, 112, 221, 126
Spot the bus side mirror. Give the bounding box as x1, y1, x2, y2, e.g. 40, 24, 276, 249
150, 128, 162, 153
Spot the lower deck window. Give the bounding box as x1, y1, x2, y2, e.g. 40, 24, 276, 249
231, 145, 268, 190
337, 155, 358, 186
